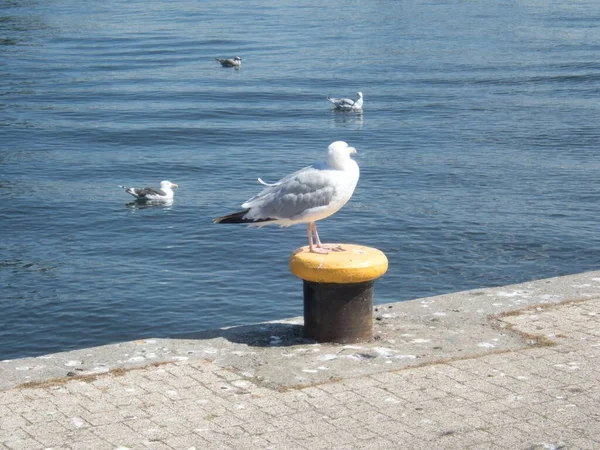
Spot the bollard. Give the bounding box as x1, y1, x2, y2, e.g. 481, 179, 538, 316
289, 244, 388, 343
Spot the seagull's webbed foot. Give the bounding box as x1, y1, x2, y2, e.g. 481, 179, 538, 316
319, 243, 345, 252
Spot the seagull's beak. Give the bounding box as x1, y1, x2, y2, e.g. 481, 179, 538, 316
349, 147, 357, 155
172, 183, 179, 188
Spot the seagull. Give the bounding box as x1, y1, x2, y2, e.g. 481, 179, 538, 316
216, 56, 242, 68
119, 180, 178, 201
213, 141, 360, 254
327, 92, 363, 111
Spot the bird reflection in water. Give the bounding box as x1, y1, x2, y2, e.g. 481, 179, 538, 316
331, 110, 363, 129
126, 199, 174, 210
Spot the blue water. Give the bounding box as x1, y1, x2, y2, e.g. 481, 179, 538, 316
1, 0, 599, 360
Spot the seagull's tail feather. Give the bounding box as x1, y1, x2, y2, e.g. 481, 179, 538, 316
257, 177, 280, 187
119, 186, 137, 197
213, 209, 275, 224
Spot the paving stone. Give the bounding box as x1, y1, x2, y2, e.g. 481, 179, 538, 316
0, 412, 28, 431
127, 419, 174, 441
0, 392, 26, 406
162, 433, 207, 448
296, 436, 332, 450
63, 437, 114, 450
220, 436, 270, 450
91, 422, 145, 446
237, 418, 277, 436
3, 438, 43, 450
140, 441, 174, 450
21, 421, 69, 446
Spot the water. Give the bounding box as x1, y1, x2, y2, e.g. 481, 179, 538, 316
1, 0, 599, 360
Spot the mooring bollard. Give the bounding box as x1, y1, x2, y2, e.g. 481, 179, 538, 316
289, 244, 388, 343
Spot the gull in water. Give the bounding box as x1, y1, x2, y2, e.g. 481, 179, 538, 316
327, 92, 363, 111
120, 180, 178, 202
216, 56, 242, 68
213, 141, 359, 254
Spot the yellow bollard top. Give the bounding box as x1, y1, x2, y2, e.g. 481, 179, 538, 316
289, 244, 388, 284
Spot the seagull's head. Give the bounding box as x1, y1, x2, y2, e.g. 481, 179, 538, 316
234, 56, 242, 62
160, 180, 178, 190
357, 92, 363, 99
327, 141, 357, 168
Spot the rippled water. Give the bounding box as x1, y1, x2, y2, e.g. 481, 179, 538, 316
1, 0, 599, 360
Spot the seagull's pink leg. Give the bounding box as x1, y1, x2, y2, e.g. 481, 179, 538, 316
308, 222, 328, 254
313, 223, 344, 252
313, 223, 324, 247
307, 223, 314, 252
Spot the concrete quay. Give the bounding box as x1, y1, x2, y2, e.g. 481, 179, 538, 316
1, 270, 600, 449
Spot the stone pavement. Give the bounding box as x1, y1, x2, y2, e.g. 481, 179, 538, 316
1, 271, 600, 449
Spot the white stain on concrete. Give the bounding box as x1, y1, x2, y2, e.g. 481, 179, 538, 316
64, 360, 82, 367
126, 356, 146, 363
318, 354, 338, 361
374, 347, 395, 357
495, 290, 529, 298
477, 342, 496, 348
71, 417, 85, 428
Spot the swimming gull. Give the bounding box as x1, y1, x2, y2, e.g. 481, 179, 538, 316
213, 141, 359, 254
216, 56, 242, 68
327, 92, 363, 111
120, 180, 178, 201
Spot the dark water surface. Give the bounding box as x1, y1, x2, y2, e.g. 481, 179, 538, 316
1, 0, 599, 360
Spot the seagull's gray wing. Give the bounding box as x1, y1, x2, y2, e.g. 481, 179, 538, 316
132, 187, 166, 197
242, 165, 336, 221
328, 97, 355, 107
338, 98, 355, 107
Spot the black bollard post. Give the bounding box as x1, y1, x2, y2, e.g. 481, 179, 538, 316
289, 244, 388, 344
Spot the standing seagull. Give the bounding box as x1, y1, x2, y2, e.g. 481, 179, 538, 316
213, 141, 359, 254
216, 56, 242, 68
120, 180, 178, 201
327, 92, 363, 111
